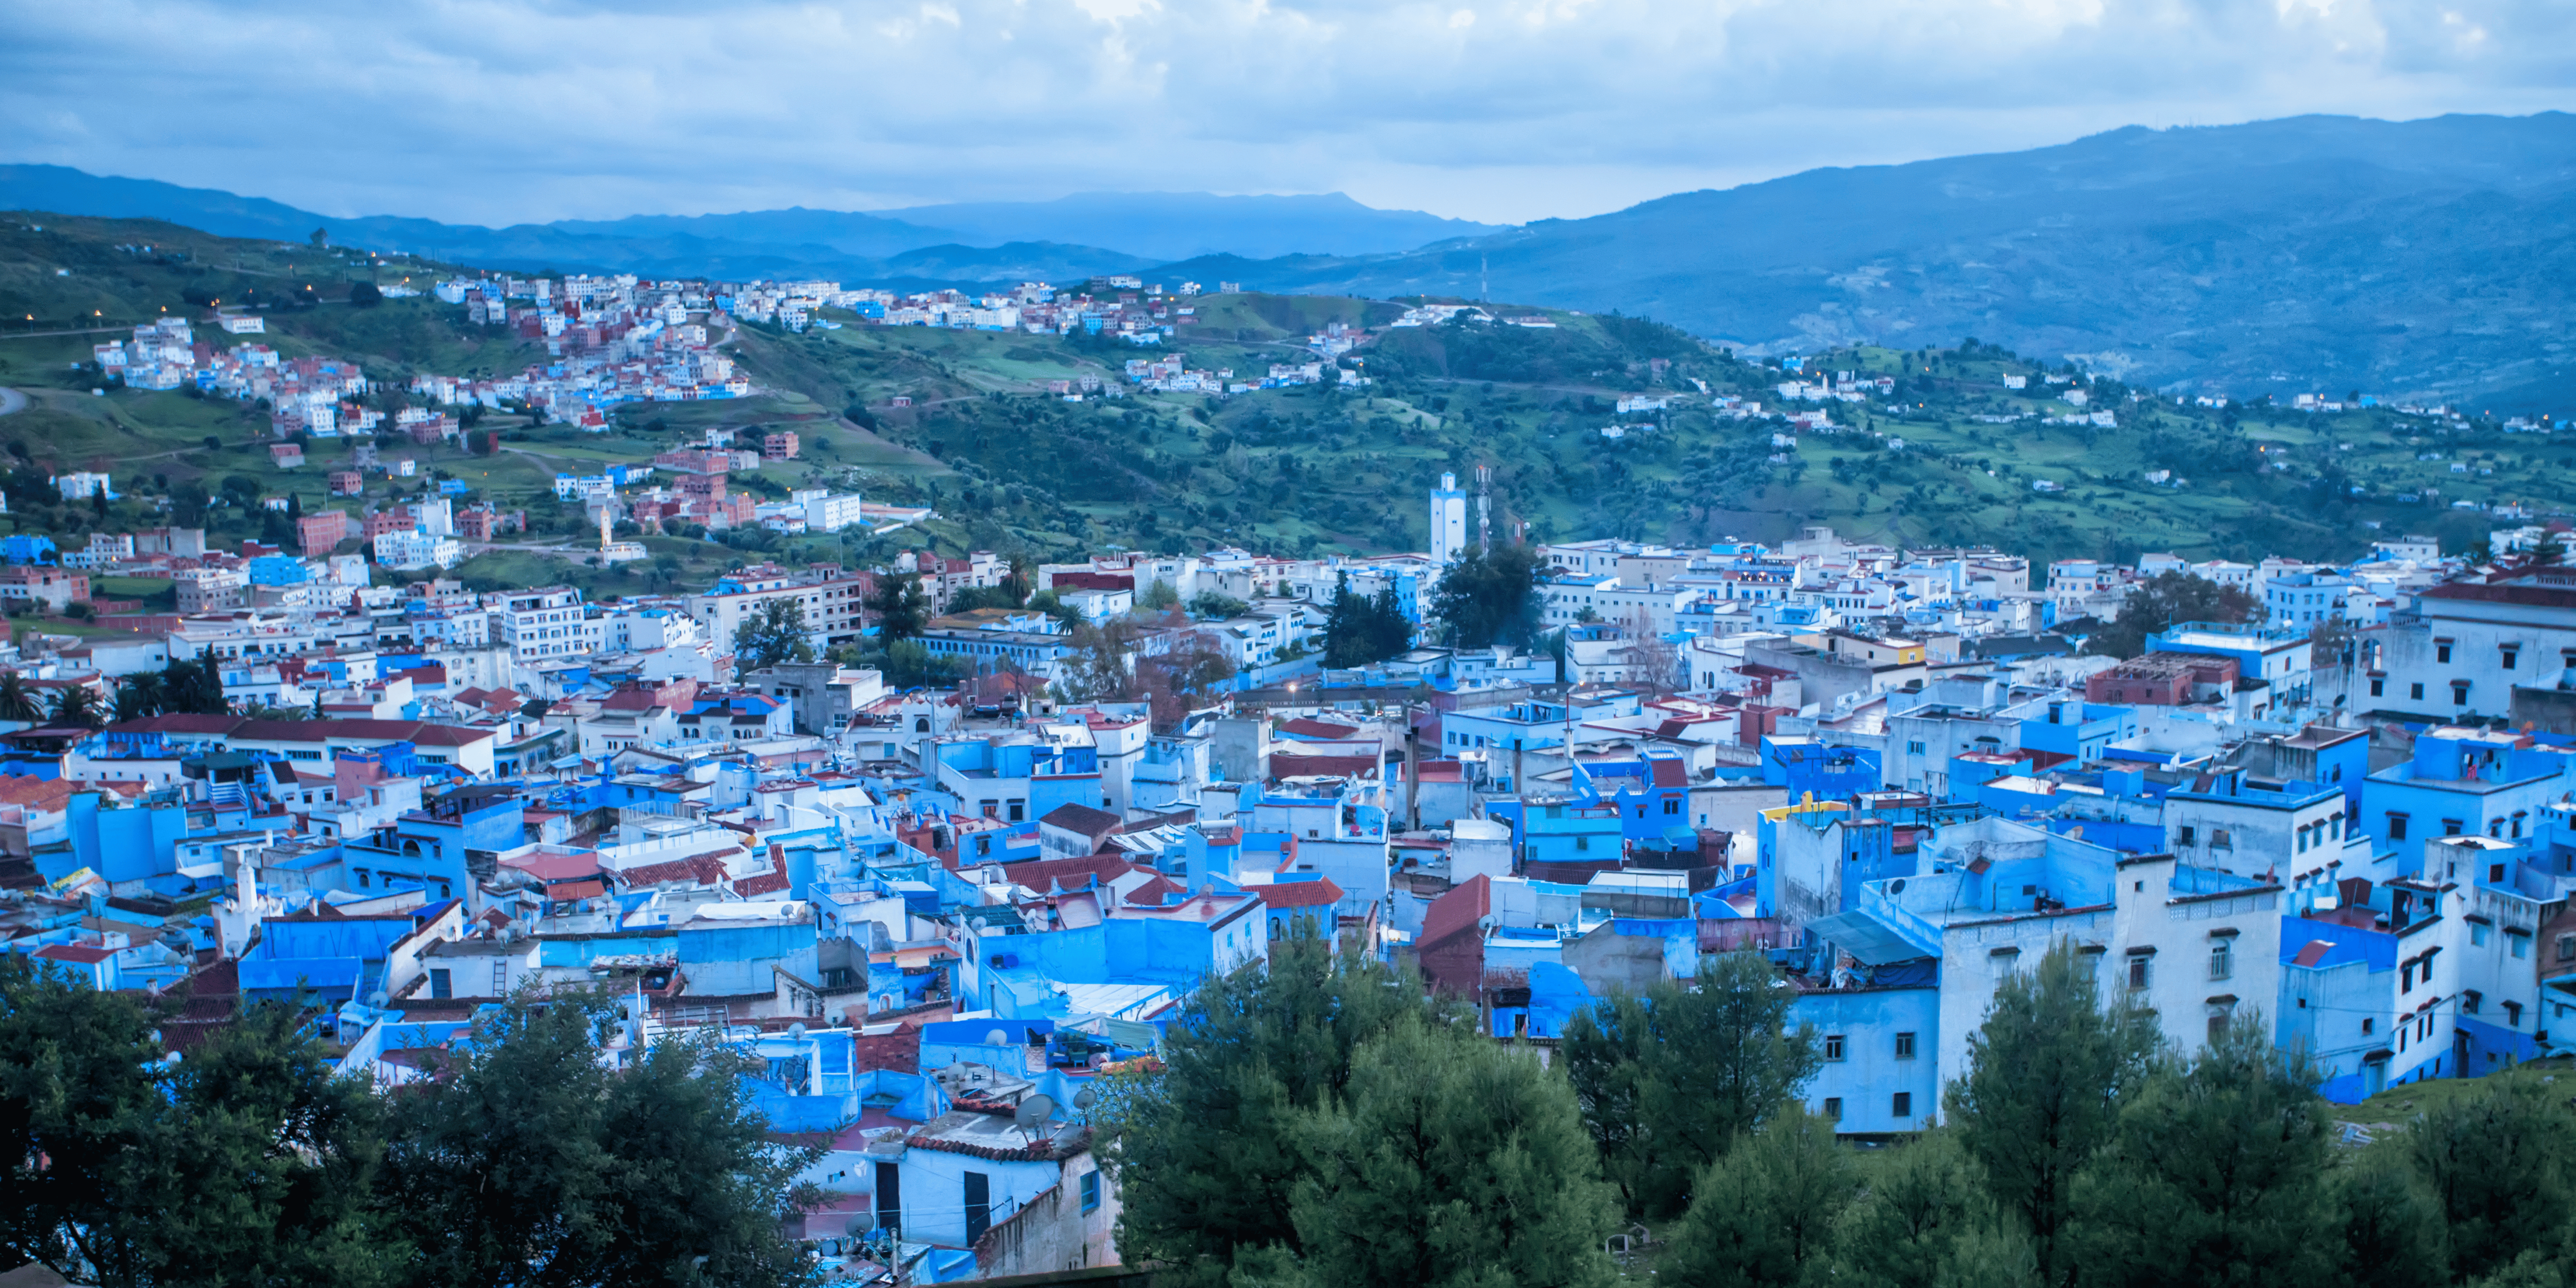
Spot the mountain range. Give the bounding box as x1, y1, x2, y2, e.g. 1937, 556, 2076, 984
0, 164, 1497, 284
6, 111, 2572, 407
1186, 113, 2576, 408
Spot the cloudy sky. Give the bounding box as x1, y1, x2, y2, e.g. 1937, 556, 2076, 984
4, 0, 2570, 226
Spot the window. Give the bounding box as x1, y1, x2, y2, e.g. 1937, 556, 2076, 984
2371, 678, 2386, 697
2179, 825, 2196, 847
1824, 1033, 1847, 1061
2506, 1001, 2524, 1028
2362, 1017, 2374, 1035
2444, 819, 2465, 837
2472, 921, 2492, 947
1663, 799, 1680, 816
1080, 1169, 1101, 1213
429, 968, 451, 1000
2464, 991, 2482, 1015
2411, 683, 2425, 701
1891, 1092, 1913, 1118
2210, 828, 2233, 850
2128, 956, 2152, 990
2437, 642, 2453, 663
1907, 739, 1927, 754
1823, 1097, 1843, 1121
2502, 648, 2519, 670
1895, 1032, 1916, 1058
2512, 932, 2530, 960
2558, 934, 2576, 964
2209, 941, 2233, 981
1575, 835, 1590, 852
2207, 1011, 2231, 1044
2453, 682, 2472, 706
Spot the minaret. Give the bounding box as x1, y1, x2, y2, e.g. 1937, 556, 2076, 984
1429, 472, 1468, 565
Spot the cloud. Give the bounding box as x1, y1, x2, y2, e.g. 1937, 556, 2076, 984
0, 0, 2567, 225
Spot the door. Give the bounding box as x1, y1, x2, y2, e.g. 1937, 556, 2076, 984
963, 1171, 991, 1244
874, 1162, 901, 1233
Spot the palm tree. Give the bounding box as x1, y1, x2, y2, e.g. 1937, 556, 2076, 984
49, 685, 104, 730
113, 671, 165, 723
0, 671, 38, 723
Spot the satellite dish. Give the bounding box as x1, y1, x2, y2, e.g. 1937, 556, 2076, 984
1073, 1085, 1099, 1111
369, 990, 391, 1008
847, 1215, 870, 1237
984, 1028, 1009, 1046
787, 1022, 807, 1042
1013, 1094, 1058, 1134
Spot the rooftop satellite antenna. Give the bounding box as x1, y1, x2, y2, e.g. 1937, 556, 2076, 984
1013, 1093, 1058, 1143
787, 1022, 807, 1042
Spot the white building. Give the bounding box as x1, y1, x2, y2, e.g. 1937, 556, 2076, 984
373, 530, 464, 572
1429, 472, 1468, 566
797, 490, 867, 534
493, 587, 599, 661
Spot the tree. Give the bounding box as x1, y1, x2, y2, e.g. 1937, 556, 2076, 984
1944, 941, 2161, 1287
0, 953, 169, 1282
1663, 1107, 1855, 1288
1828, 1130, 2037, 1288
1055, 616, 1142, 704
865, 573, 929, 642
1289, 1019, 1619, 1288
1429, 543, 1542, 650
1560, 952, 1822, 1218
731, 599, 815, 673
112, 670, 166, 722
1140, 577, 1181, 611
349, 281, 383, 309
309, 227, 328, 248
376, 993, 820, 1288
1108, 941, 1439, 1285
2325, 1155, 2446, 1288
161, 656, 229, 716
1188, 590, 1250, 621
1137, 628, 1237, 729
945, 584, 1023, 613
2086, 572, 2261, 659
2403, 1076, 2576, 1283
2063, 1016, 2336, 1288
48, 685, 105, 730
135, 999, 390, 1288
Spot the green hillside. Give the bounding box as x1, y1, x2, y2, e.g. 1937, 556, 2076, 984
1, 213, 2566, 583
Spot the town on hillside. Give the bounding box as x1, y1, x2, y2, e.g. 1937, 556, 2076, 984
0, 406, 2572, 1278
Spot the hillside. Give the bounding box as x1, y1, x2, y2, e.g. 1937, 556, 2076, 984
0, 214, 2566, 588
1181, 113, 2576, 412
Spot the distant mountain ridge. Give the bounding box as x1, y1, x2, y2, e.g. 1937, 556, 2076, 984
0, 164, 1491, 283
1180, 113, 2576, 408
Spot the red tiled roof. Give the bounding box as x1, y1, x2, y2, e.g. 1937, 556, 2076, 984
1256, 878, 1344, 909
1271, 753, 1380, 780
1421, 874, 1492, 947
1649, 757, 1690, 788
103, 714, 495, 748
2292, 940, 2334, 968
1281, 717, 1363, 740
546, 879, 607, 900
615, 852, 735, 888
733, 869, 791, 898
1038, 803, 1122, 838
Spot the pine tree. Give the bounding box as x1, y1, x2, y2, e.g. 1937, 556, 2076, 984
1943, 941, 2160, 1287
1828, 1131, 2035, 1288
375, 994, 820, 1288
2327, 1158, 2446, 1288
1107, 940, 1436, 1287
1289, 1019, 1619, 1288
2062, 1016, 2337, 1288
1561, 951, 1821, 1218
2403, 1076, 2576, 1283
1663, 1107, 1854, 1288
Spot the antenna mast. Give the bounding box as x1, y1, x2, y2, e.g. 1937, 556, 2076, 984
1476, 464, 1491, 554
